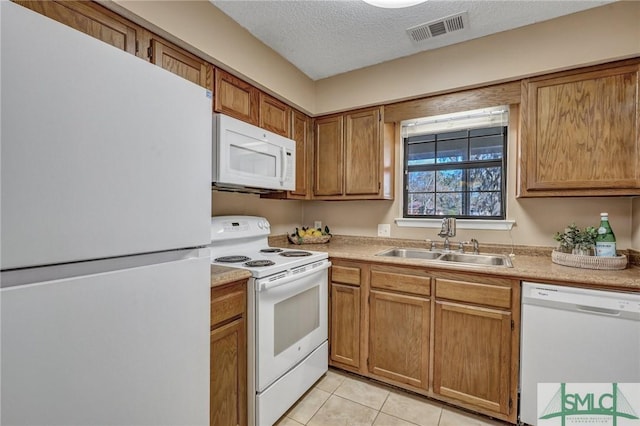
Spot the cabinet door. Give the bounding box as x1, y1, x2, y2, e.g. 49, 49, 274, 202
314, 115, 344, 196
345, 108, 382, 196
290, 111, 312, 198
433, 301, 512, 416
520, 60, 640, 196
259, 93, 291, 137
15, 0, 139, 54
214, 68, 259, 125
210, 317, 247, 426
150, 39, 212, 89
330, 283, 360, 369
368, 290, 429, 389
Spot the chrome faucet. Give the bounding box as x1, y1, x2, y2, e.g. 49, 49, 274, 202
438, 217, 456, 250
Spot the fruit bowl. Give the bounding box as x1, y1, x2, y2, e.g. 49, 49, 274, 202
288, 234, 332, 245
288, 226, 332, 245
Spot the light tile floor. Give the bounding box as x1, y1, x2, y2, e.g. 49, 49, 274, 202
275, 369, 511, 426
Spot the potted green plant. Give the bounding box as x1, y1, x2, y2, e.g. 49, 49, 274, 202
553, 224, 597, 256
574, 226, 597, 256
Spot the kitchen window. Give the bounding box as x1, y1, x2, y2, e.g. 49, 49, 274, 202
402, 107, 508, 220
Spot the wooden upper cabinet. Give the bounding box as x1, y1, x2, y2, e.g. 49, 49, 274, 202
315, 114, 345, 197
259, 93, 291, 137
149, 39, 212, 89
314, 106, 393, 200
519, 59, 640, 197
15, 0, 140, 55
290, 111, 313, 198
214, 68, 259, 125
345, 108, 382, 195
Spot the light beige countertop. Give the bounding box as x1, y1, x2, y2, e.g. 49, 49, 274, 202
271, 235, 640, 291
210, 265, 251, 288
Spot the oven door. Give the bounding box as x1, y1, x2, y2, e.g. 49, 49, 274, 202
254, 261, 330, 392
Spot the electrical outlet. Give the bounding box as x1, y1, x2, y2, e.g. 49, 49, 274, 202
377, 224, 391, 237
314, 221, 322, 229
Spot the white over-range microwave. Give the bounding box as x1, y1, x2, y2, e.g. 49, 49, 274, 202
212, 113, 296, 193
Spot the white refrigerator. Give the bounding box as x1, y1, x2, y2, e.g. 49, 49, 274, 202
1, 3, 212, 425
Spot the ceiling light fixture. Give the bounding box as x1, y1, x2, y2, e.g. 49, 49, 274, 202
362, 0, 427, 8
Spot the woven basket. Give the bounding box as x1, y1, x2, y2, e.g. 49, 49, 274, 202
551, 250, 627, 270
288, 234, 331, 245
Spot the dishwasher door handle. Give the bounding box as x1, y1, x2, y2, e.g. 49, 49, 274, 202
576, 305, 621, 316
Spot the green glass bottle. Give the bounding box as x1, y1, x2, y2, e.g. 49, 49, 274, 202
595, 212, 616, 257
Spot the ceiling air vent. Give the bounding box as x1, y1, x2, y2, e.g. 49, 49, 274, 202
407, 11, 468, 43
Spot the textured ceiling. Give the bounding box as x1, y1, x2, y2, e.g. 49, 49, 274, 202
211, 0, 613, 80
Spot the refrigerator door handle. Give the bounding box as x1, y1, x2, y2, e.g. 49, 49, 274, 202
0, 248, 209, 289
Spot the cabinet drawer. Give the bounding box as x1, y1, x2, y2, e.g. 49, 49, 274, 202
435, 279, 511, 309
211, 285, 246, 327
332, 265, 361, 286
371, 268, 431, 297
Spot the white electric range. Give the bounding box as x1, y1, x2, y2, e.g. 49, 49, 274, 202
209, 216, 330, 426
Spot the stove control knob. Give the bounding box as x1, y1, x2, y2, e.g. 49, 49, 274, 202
257, 222, 264, 229
263, 220, 270, 229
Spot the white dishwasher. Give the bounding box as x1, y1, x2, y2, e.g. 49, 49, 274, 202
520, 282, 640, 426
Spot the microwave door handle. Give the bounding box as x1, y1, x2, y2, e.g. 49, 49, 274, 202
280, 146, 287, 185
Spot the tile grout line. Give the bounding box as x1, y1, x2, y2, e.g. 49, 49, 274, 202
307, 386, 334, 425
370, 391, 391, 426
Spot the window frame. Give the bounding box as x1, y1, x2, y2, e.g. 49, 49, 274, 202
402, 126, 508, 220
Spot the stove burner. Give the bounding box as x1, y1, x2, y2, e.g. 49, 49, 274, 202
260, 248, 284, 253
215, 255, 251, 263
244, 260, 276, 267
280, 250, 312, 257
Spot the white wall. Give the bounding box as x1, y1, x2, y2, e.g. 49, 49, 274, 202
210, 192, 302, 236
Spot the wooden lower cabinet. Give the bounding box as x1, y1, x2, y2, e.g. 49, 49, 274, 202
210, 280, 247, 426
328, 259, 520, 424
330, 283, 361, 369
367, 265, 431, 389
431, 275, 519, 422
329, 262, 363, 371
433, 301, 512, 414
368, 289, 429, 389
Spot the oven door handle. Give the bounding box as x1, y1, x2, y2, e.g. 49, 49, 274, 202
258, 261, 331, 292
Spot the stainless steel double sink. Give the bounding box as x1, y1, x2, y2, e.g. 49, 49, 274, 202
375, 247, 513, 268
